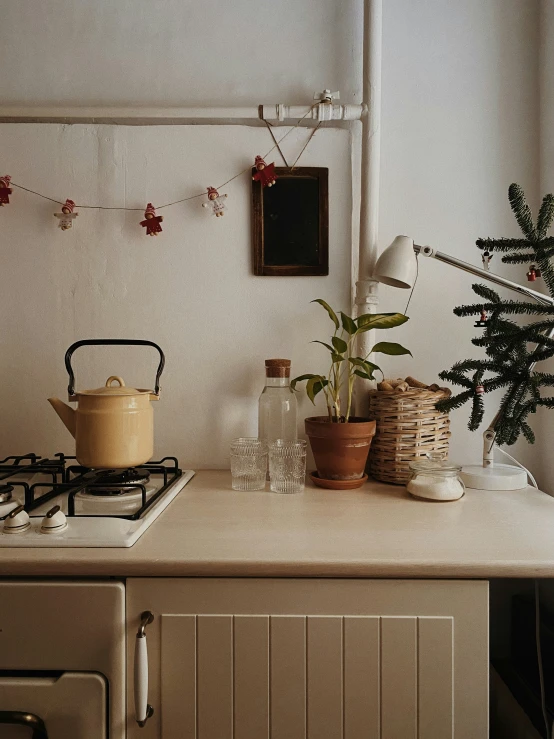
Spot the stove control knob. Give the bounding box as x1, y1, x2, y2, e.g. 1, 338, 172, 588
40, 505, 67, 534
3, 505, 31, 534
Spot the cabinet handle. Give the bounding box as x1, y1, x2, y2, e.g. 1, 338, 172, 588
0, 711, 49, 738
135, 610, 155, 728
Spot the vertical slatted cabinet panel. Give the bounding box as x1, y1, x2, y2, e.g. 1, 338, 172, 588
127, 579, 488, 739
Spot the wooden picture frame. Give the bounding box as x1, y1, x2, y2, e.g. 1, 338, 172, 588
252, 167, 329, 276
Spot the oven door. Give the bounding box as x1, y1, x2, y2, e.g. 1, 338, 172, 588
0, 672, 106, 738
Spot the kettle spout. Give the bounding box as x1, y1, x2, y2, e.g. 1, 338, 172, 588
48, 397, 76, 438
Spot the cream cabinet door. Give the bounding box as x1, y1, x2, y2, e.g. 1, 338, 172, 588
127, 578, 488, 739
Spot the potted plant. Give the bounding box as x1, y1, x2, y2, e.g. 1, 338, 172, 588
292, 299, 411, 488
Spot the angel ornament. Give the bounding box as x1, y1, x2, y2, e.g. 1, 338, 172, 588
252, 155, 277, 188
202, 187, 227, 217
140, 203, 163, 236
54, 199, 78, 230
0, 175, 12, 206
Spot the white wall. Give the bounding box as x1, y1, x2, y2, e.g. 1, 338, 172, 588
0, 0, 363, 106
0, 0, 546, 477
0, 0, 363, 467
378, 0, 541, 473
0, 124, 353, 467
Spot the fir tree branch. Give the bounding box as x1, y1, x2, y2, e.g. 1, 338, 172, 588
475, 237, 537, 252
435, 388, 473, 412
531, 371, 554, 386
501, 253, 543, 264
509, 183, 538, 241
521, 422, 536, 444
469, 393, 484, 431
537, 193, 554, 239
471, 283, 501, 303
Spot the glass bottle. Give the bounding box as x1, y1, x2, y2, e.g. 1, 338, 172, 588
258, 359, 298, 445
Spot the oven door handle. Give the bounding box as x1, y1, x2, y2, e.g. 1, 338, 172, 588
0, 710, 49, 738
135, 610, 155, 727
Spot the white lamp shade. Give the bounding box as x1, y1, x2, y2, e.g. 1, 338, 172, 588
374, 235, 417, 289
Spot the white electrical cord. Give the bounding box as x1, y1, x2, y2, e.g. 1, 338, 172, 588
535, 580, 551, 739
496, 447, 538, 488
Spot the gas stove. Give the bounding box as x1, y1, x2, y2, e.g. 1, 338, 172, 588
0, 453, 194, 547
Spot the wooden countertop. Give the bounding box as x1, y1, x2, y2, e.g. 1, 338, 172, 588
2, 470, 554, 578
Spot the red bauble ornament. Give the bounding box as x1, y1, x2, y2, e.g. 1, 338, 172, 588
475, 384, 485, 395
527, 265, 537, 281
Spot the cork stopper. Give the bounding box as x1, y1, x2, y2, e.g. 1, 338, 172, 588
265, 358, 291, 378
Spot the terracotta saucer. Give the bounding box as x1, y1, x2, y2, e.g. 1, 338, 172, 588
309, 471, 368, 490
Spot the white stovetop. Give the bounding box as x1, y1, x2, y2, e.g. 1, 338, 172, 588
0, 470, 195, 547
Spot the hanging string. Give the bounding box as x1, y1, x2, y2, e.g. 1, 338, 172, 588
9, 103, 320, 212
290, 122, 322, 170
404, 252, 420, 315
263, 120, 290, 167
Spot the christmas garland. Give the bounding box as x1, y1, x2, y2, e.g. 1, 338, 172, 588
0, 108, 319, 235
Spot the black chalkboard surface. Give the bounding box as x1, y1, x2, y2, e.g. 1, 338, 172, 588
252, 167, 328, 276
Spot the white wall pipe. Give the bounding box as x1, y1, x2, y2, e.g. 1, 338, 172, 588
0, 104, 366, 125
354, 0, 382, 415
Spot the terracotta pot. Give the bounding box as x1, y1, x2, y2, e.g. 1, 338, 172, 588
305, 416, 376, 481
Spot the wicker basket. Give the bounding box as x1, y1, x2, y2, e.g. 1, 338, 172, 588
368, 388, 451, 485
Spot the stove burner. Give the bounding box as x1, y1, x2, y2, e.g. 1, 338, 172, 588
0, 484, 14, 503
94, 468, 151, 485
85, 487, 143, 498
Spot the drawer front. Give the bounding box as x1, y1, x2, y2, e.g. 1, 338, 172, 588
127, 578, 488, 739
0, 672, 106, 739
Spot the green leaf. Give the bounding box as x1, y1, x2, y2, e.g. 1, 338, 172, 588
306, 376, 328, 404
356, 313, 409, 333
340, 312, 357, 335
331, 352, 344, 363
354, 369, 372, 380
332, 336, 348, 353
349, 357, 380, 378
311, 299, 339, 330
371, 342, 412, 357
312, 340, 334, 352
291, 373, 318, 391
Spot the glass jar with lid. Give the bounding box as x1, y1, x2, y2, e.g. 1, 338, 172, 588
406, 453, 465, 501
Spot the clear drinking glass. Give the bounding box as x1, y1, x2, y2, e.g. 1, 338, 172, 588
230, 438, 268, 491
269, 439, 307, 494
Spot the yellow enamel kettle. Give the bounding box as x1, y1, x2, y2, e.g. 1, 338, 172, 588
48, 339, 165, 469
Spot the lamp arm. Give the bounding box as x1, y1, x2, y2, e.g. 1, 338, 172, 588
415, 243, 554, 467
414, 244, 554, 307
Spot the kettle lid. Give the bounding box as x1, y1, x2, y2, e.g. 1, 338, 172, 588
78, 376, 151, 396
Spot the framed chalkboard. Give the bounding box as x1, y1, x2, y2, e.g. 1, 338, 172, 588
252, 167, 329, 276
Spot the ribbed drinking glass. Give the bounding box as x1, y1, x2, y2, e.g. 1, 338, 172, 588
269, 439, 307, 494
230, 438, 268, 491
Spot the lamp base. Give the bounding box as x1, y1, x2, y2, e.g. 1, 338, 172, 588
459, 463, 528, 491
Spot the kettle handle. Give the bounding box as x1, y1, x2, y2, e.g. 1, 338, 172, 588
64, 339, 165, 397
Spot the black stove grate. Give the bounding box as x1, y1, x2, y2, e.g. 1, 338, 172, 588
0, 454, 182, 521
